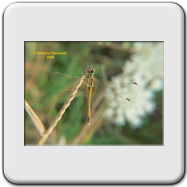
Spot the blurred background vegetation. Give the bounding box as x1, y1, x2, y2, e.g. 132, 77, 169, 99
25, 41, 163, 145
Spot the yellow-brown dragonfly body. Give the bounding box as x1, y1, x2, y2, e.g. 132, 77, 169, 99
51, 66, 140, 126
83, 66, 95, 125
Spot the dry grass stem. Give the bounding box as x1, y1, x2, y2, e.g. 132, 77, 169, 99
81, 102, 107, 144
24, 100, 46, 136
82, 119, 105, 144
38, 72, 86, 145
71, 100, 107, 144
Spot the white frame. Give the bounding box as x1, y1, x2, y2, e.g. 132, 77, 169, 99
3, 2, 184, 184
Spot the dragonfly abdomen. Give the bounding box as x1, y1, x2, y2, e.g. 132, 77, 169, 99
86, 78, 94, 125
86, 88, 91, 125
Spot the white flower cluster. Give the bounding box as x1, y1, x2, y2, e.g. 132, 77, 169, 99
105, 42, 163, 128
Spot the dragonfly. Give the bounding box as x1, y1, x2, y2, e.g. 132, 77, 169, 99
51, 66, 140, 125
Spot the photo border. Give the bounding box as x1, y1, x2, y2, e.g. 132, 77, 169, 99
4, 3, 184, 183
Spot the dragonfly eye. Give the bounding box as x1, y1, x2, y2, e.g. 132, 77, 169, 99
91, 69, 95, 73
84, 67, 95, 75
84, 69, 88, 74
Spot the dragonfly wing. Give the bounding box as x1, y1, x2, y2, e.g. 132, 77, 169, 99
93, 78, 140, 95
50, 72, 89, 107
50, 72, 87, 91
92, 78, 140, 108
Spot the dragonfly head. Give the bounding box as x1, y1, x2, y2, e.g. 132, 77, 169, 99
84, 66, 95, 78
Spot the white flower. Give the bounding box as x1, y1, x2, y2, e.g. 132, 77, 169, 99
104, 42, 163, 128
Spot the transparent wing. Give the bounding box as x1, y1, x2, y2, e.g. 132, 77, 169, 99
93, 78, 140, 94
50, 72, 88, 105
50, 72, 87, 91
50, 72, 140, 108
92, 78, 140, 109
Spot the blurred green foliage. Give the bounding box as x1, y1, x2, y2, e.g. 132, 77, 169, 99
25, 41, 163, 145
